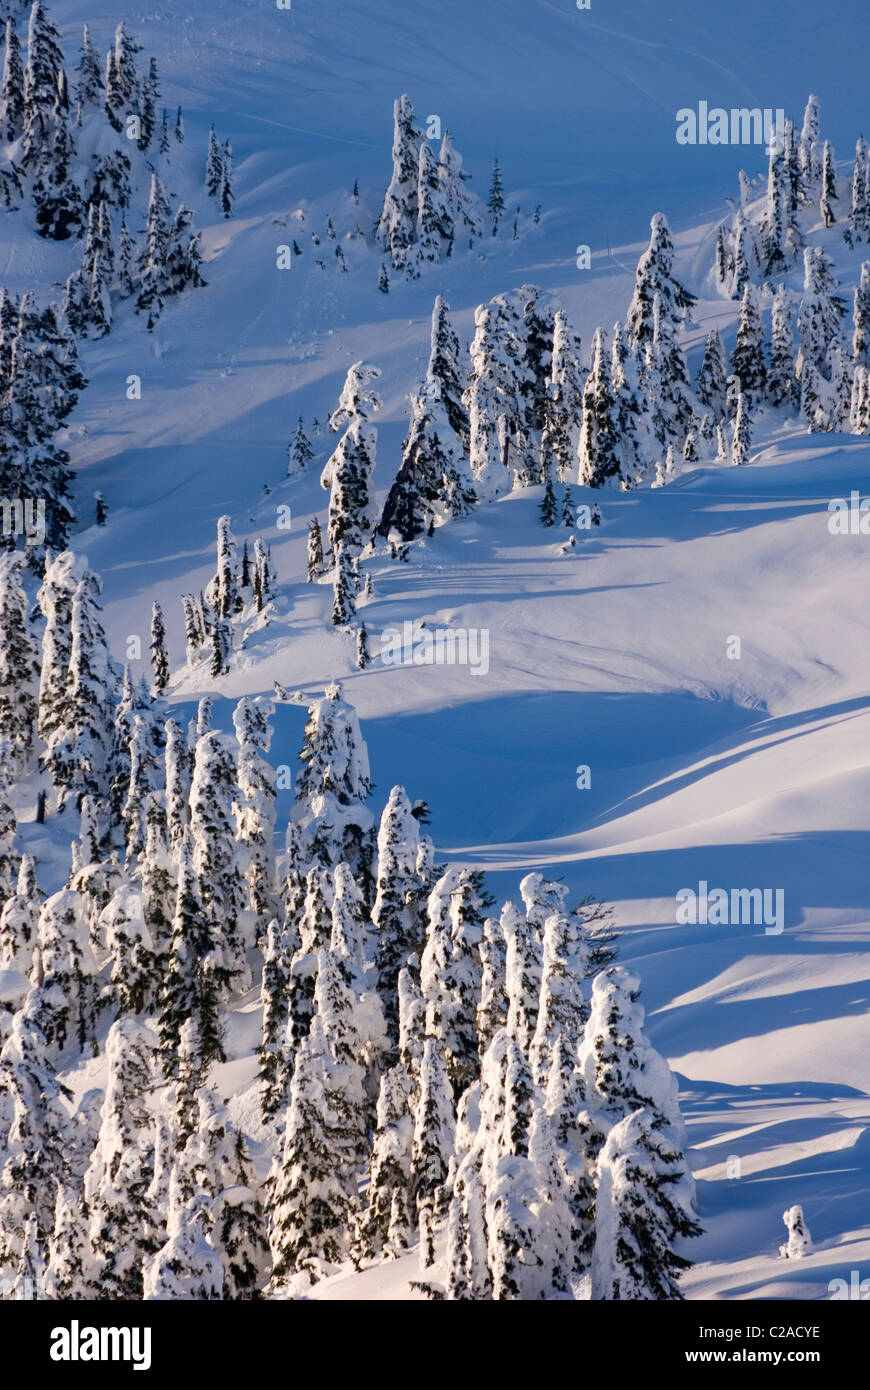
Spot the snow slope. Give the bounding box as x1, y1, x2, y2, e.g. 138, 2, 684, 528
8, 0, 870, 1299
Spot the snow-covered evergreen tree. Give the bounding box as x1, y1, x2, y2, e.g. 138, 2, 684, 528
190, 732, 250, 989
1, 17, 24, 142
288, 416, 314, 474
376, 94, 422, 271
578, 966, 683, 1134
321, 361, 381, 559
0, 554, 38, 776
411, 1037, 455, 1267
591, 1106, 701, 1300
731, 285, 767, 405
233, 696, 278, 940
84, 1018, 156, 1298
143, 1167, 222, 1300
578, 327, 622, 488
372, 784, 430, 1043
731, 391, 751, 466
768, 285, 797, 406
427, 295, 469, 448
377, 382, 476, 542
541, 308, 584, 483
421, 866, 491, 1095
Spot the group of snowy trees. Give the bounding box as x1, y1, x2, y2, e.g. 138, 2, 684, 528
0, 631, 700, 1297
181, 516, 277, 678
375, 94, 484, 275
709, 95, 870, 437
0, 287, 86, 553
0, 6, 206, 334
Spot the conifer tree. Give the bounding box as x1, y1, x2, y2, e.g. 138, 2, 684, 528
0, 854, 40, 975
220, 140, 233, 219
288, 416, 314, 474
45, 1182, 89, 1298
139, 56, 159, 150
487, 158, 504, 233
853, 262, 870, 369
257, 913, 298, 1121
232, 696, 278, 938
188, 1088, 268, 1298
626, 212, 694, 350
372, 784, 430, 1043
84, 1018, 156, 1298
267, 1010, 359, 1292
376, 94, 422, 271
0, 553, 39, 776
164, 718, 189, 854
767, 285, 797, 407
149, 599, 170, 695
694, 333, 726, 430
143, 1167, 223, 1300
1, 17, 24, 142
158, 831, 228, 1078
541, 308, 584, 483
578, 327, 622, 488
421, 866, 491, 1095
137, 172, 172, 327
41, 567, 116, 806
357, 1060, 415, 1259
731, 284, 767, 405
205, 124, 223, 197
591, 1107, 701, 1300
377, 381, 476, 542
321, 361, 381, 559
428, 294, 470, 448
411, 1037, 455, 1267
477, 913, 508, 1056
578, 966, 683, 1133
190, 732, 250, 989
306, 516, 325, 581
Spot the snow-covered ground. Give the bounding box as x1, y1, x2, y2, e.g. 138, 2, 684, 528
6, 0, 870, 1299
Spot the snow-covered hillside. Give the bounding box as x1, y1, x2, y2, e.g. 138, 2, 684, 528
2, 0, 870, 1305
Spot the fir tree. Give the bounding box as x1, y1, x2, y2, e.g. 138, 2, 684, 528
84, 1018, 156, 1298
591, 1107, 701, 1300
190, 732, 250, 988
542, 308, 584, 483
696, 329, 728, 421
139, 56, 159, 151
288, 416, 314, 474
427, 295, 470, 448
158, 831, 228, 1078
411, 1038, 455, 1267
539, 476, 557, 526
321, 361, 381, 559
0, 553, 39, 776
731, 285, 767, 405
372, 785, 431, 1043
376, 94, 422, 271
768, 285, 797, 407
578, 327, 622, 488
306, 516, 325, 581
220, 140, 233, 218
1, 17, 24, 142
487, 158, 504, 233
853, 262, 870, 369
150, 600, 169, 694
205, 124, 223, 197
